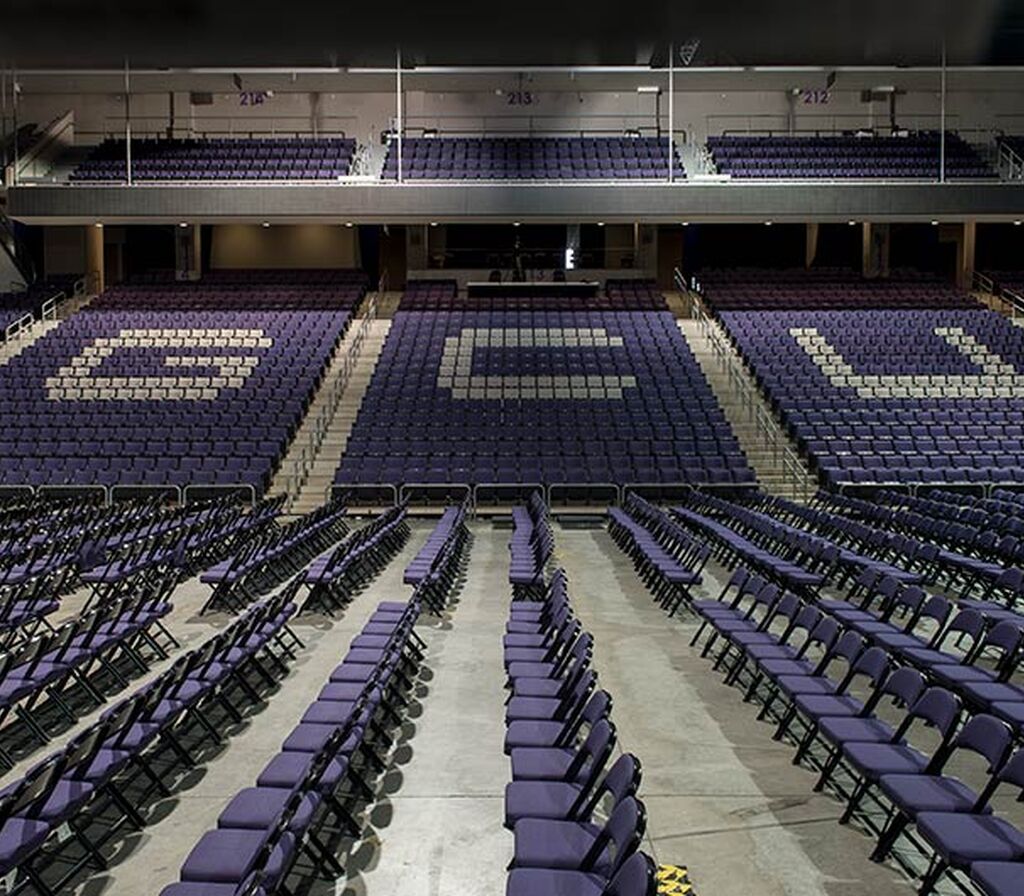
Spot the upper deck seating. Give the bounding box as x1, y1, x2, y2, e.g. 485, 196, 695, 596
382, 136, 683, 180
708, 132, 995, 180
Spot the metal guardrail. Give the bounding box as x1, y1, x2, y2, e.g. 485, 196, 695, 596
1, 285, 71, 345
972, 269, 1024, 320
676, 269, 814, 502
282, 277, 384, 508
182, 483, 257, 507
998, 141, 1024, 181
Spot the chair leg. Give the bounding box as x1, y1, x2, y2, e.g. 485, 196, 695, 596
839, 778, 868, 825
916, 857, 948, 896
870, 810, 909, 863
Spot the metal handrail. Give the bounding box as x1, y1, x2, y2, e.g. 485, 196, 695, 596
972, 270, 1024, 320
282, 275, 385, 506
676, 270, 813, 502
998, 140, 1024, 180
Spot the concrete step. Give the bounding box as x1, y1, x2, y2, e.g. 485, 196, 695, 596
678, 316, 815, 501
285, 318, 393, 515
268, 311, 390, 507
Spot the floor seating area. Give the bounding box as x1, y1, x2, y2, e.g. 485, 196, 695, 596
502, 545, 660, 896
69, 137, 357, 182
335, 281, 752, 495
684, 538, 1024, 896
707, 132, 996, 179
160, 598, 425, 896
382, 135, 683, 180
0, 588, 303, 896
715, 292, 1024, 486
0, 270, 366, 494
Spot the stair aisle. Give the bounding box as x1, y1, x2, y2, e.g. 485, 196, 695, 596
272, 291, 401, 516
677, 315, 816, 501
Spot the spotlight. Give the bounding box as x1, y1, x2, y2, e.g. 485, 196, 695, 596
178, 222, 188, 228
261, 222, 270, 228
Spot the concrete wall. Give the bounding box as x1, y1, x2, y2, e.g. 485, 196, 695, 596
14, 72, 1024, 155
43, 225, 87, 276
209, 223, 359, 269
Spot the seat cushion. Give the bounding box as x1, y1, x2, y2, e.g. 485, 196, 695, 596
0, 817, 52, 873
217, 787, 320, 833
916, 812, 1024, 867
971, 861, 1024, 896
181, 828, 294, 883
505, 867, 605, 896
878, 774, 982, 817
513, 818, 608, 873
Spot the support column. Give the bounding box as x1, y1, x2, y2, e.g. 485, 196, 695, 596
958, 220, 976, 291
942, 220, 976, 291
85, 224, 104, 294
861, 222, 890, 279
805, 222, 819, 269
406, 225, 428, 271
861, 222, 873, 277
175, 224, 201, 281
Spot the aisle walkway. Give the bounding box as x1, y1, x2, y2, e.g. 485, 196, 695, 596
554, 524, 912, 896
345, 523, 511, 896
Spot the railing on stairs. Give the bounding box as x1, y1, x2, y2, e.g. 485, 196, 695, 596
280, 274, 385, 508
973, 269, 1024, 320
675, 268, 814, 502
998, 139, 1024, 181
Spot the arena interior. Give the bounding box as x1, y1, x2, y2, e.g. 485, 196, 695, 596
4, 3, 1024, 895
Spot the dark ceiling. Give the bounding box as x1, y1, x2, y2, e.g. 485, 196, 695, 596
2, 0, 1024, 69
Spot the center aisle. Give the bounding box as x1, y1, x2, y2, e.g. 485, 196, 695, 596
104, 519, 431, 895
554, 524, 911, 896
351, 521, 511, 896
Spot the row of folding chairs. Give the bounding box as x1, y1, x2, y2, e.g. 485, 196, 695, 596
300, 505, 411, 615
815, 492, 1021, 599
501, 569, 658, 896
0, 580, 179, 769
160, 598, 426, 895
713, 493, 923, 590
200, 498, 350, 614
509, 493, 554, 600
689, 566, 1024, 895
402, 501, 471, 614
607, 494, 710, 616
749, 493, 951, 590
671, 499, 832, 596
0, 590, 303, 895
